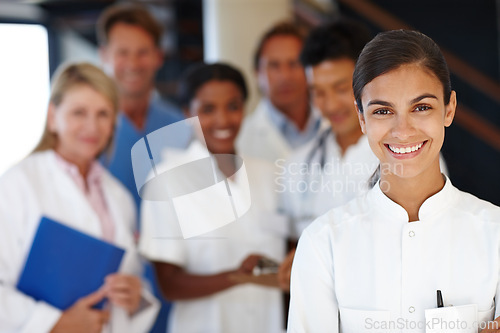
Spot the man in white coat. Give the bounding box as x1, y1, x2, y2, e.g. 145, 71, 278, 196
278, 19, 378, 241
237, 21, 322, 164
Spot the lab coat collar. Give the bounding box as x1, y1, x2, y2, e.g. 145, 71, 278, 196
325, 132, 370, 159
418, 175, 457, 221
263, 98, 321, 149
166, 139, 245, 185
370, 175, 456, 223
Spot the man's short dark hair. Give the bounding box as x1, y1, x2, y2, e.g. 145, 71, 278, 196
300, 18, 372, 67
253, 21, 304, 71
96, 3, 163, 47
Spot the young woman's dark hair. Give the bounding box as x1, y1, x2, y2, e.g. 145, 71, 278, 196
177, 62, 248, 109
353, 29, 451, 113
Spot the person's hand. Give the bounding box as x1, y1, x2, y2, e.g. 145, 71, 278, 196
480, 316, 500, 332
235, 273, 280, 288
228, 254, 262, 285
236, 254, 263, 275
104, 274, 142, 316
278, 248, 296, 292
50, 288, 110, 333
228, 254, 280, 288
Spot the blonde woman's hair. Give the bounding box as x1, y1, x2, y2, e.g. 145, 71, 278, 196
33, 62, 119, 154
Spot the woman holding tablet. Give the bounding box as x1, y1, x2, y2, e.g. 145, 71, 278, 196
288, 30, 500, 332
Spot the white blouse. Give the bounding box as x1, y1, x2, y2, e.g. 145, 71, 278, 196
139, 141, 287, 333
288, 177, 500, 332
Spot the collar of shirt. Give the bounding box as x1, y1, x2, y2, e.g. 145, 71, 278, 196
265, 98, 321, 149
118, 90, 182, 135
117, 97, 155, 136
327, 132, 370, 158
306, 130, 376, 172
370, 175, 457, 222
185, 139, 244, 186
54, 151, 115, 242
157, 139, 238, 197
54, 152, 103, 191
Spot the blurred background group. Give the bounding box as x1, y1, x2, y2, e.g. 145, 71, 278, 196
0, 1, 499, 332
1, 0, 499, 205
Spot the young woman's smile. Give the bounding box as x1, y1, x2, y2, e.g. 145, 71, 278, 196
386, 141, 426, 158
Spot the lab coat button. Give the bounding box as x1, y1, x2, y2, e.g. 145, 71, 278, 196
408, 306, 415, 313
409, 231, 415, 237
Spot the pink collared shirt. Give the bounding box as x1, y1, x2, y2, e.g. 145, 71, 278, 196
54, 152, 115, 242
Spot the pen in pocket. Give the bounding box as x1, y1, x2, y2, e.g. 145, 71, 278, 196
436, 290, 444, 308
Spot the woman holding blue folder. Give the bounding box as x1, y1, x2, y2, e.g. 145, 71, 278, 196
0, 62, 159, 333
288, 30, 500, 332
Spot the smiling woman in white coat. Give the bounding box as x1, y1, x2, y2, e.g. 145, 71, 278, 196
0, 62, 159, 333
139, 63, 287, 333
288, 30, 500, 333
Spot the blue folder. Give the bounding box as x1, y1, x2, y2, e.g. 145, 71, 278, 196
16, 216, 125, 310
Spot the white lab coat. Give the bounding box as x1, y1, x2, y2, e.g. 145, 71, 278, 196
0, 150, 159, 333
288, 177, 500, 333
139, 141, 288, 333
237, 99, 293, 163
278, 133, 379, 238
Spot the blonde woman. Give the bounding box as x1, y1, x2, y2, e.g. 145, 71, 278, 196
0, 62, 159, 333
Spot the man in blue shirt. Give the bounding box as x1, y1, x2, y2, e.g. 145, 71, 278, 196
97, 4, 185, 332
97, 3, 185, 212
